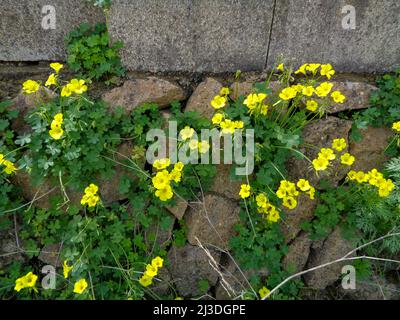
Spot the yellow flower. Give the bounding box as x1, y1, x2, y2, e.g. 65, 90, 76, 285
302, 86, 315, 97
282, 196, 297, 209
152, 170, 171, 190
169, 169, 182, 183
306, 100, 318, 112
73, 279, 88, 294
81, 184, 100, 207
355, 171, 367, 183
220, 119, 236, 134
139, 275, 153, 287
256, 193, 268, 208
307, 187, 316, 200
220, 87, 230, 96
175, 297, 184, 300
87, 195, 100, 207
50, 62, 63, 74
341, 153, 355, 166
291, 84, 304, 93
332, 138, 347, 152
267, 209, 280, 223
179, 126, 195, 140
145, 264, 158, 278
14, 272, 38, 292
198, 141, 210, 154
3, 160, 17, 175
378, 179, 395, 197
239, 184, 251, 199
61, 85, 73, 97
260, 104, 269, 115
244, 93, 267, 109
53, 113, 64, 124
211, 95, 227, 109
297, 179, 311, 192
234, 120, 244, 129
320, 64, 335, 79
392, 121, 400, 132
306, 63, 321, 74
14, 278, 25, 292
22, 80, 40, 94
49, 127, 64, 140
174, 162, 184, 172
315, 82, 333, 97
45, 73, 57, 87
153, 158, 171, 170
63, 261, 73, 279
347, 170, 357, 180
155, 185, 174, 201
84, 183, 99, 196
276, 188, 286, 199
151, 256, 164, 268
212, 113, 224, 124
244, 94, 258, 110
259, 286, 270, 299
319, 148, 336, 161
277, 63, 284, 72
312, 157, 329, 171
331, 91, 346, 103
69, 79, 88, 94
0, 154, 4, 165
294, 64, 308, 75
368, 169, 384, 187
23, 272, 38, 288
279, 87, 297, 100
188, 139, 199, 150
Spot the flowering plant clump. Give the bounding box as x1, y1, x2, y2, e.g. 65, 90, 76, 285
347, 169, 395, 197
1, 56, 399, 302
311, 138, 356, 172
151, 159, 184, 202
276, 179, 315, 210
139, 256, 164, 287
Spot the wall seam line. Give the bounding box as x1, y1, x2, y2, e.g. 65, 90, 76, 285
264, 0, 277, 70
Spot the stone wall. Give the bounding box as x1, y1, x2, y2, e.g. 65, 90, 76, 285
0, 0, 399, 73
0, 0, 104, 61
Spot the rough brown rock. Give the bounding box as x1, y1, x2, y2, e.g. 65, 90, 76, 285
185, 78, 222, 120
282, 232, 312, 272
185, 194, 241, 248
349, 126, 394, 172
98, 142, 138, 205
166, 197, 188, 220
145, 214, 175, 249
339, 275, 400, 300
10, 88, 55, 134
287, 116, 353, 187
229, 80, 282, 100
0, 227, 24, 269
281, 195, 317, 243
38, 243, 62, 267
304, 226, 354, 290
210, 164, 245, 201
167, 244, 221, 297
327, 81, 378, 114
215, 255, 269, 300
150, 267, 175, 297
102, 77, 186, 114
